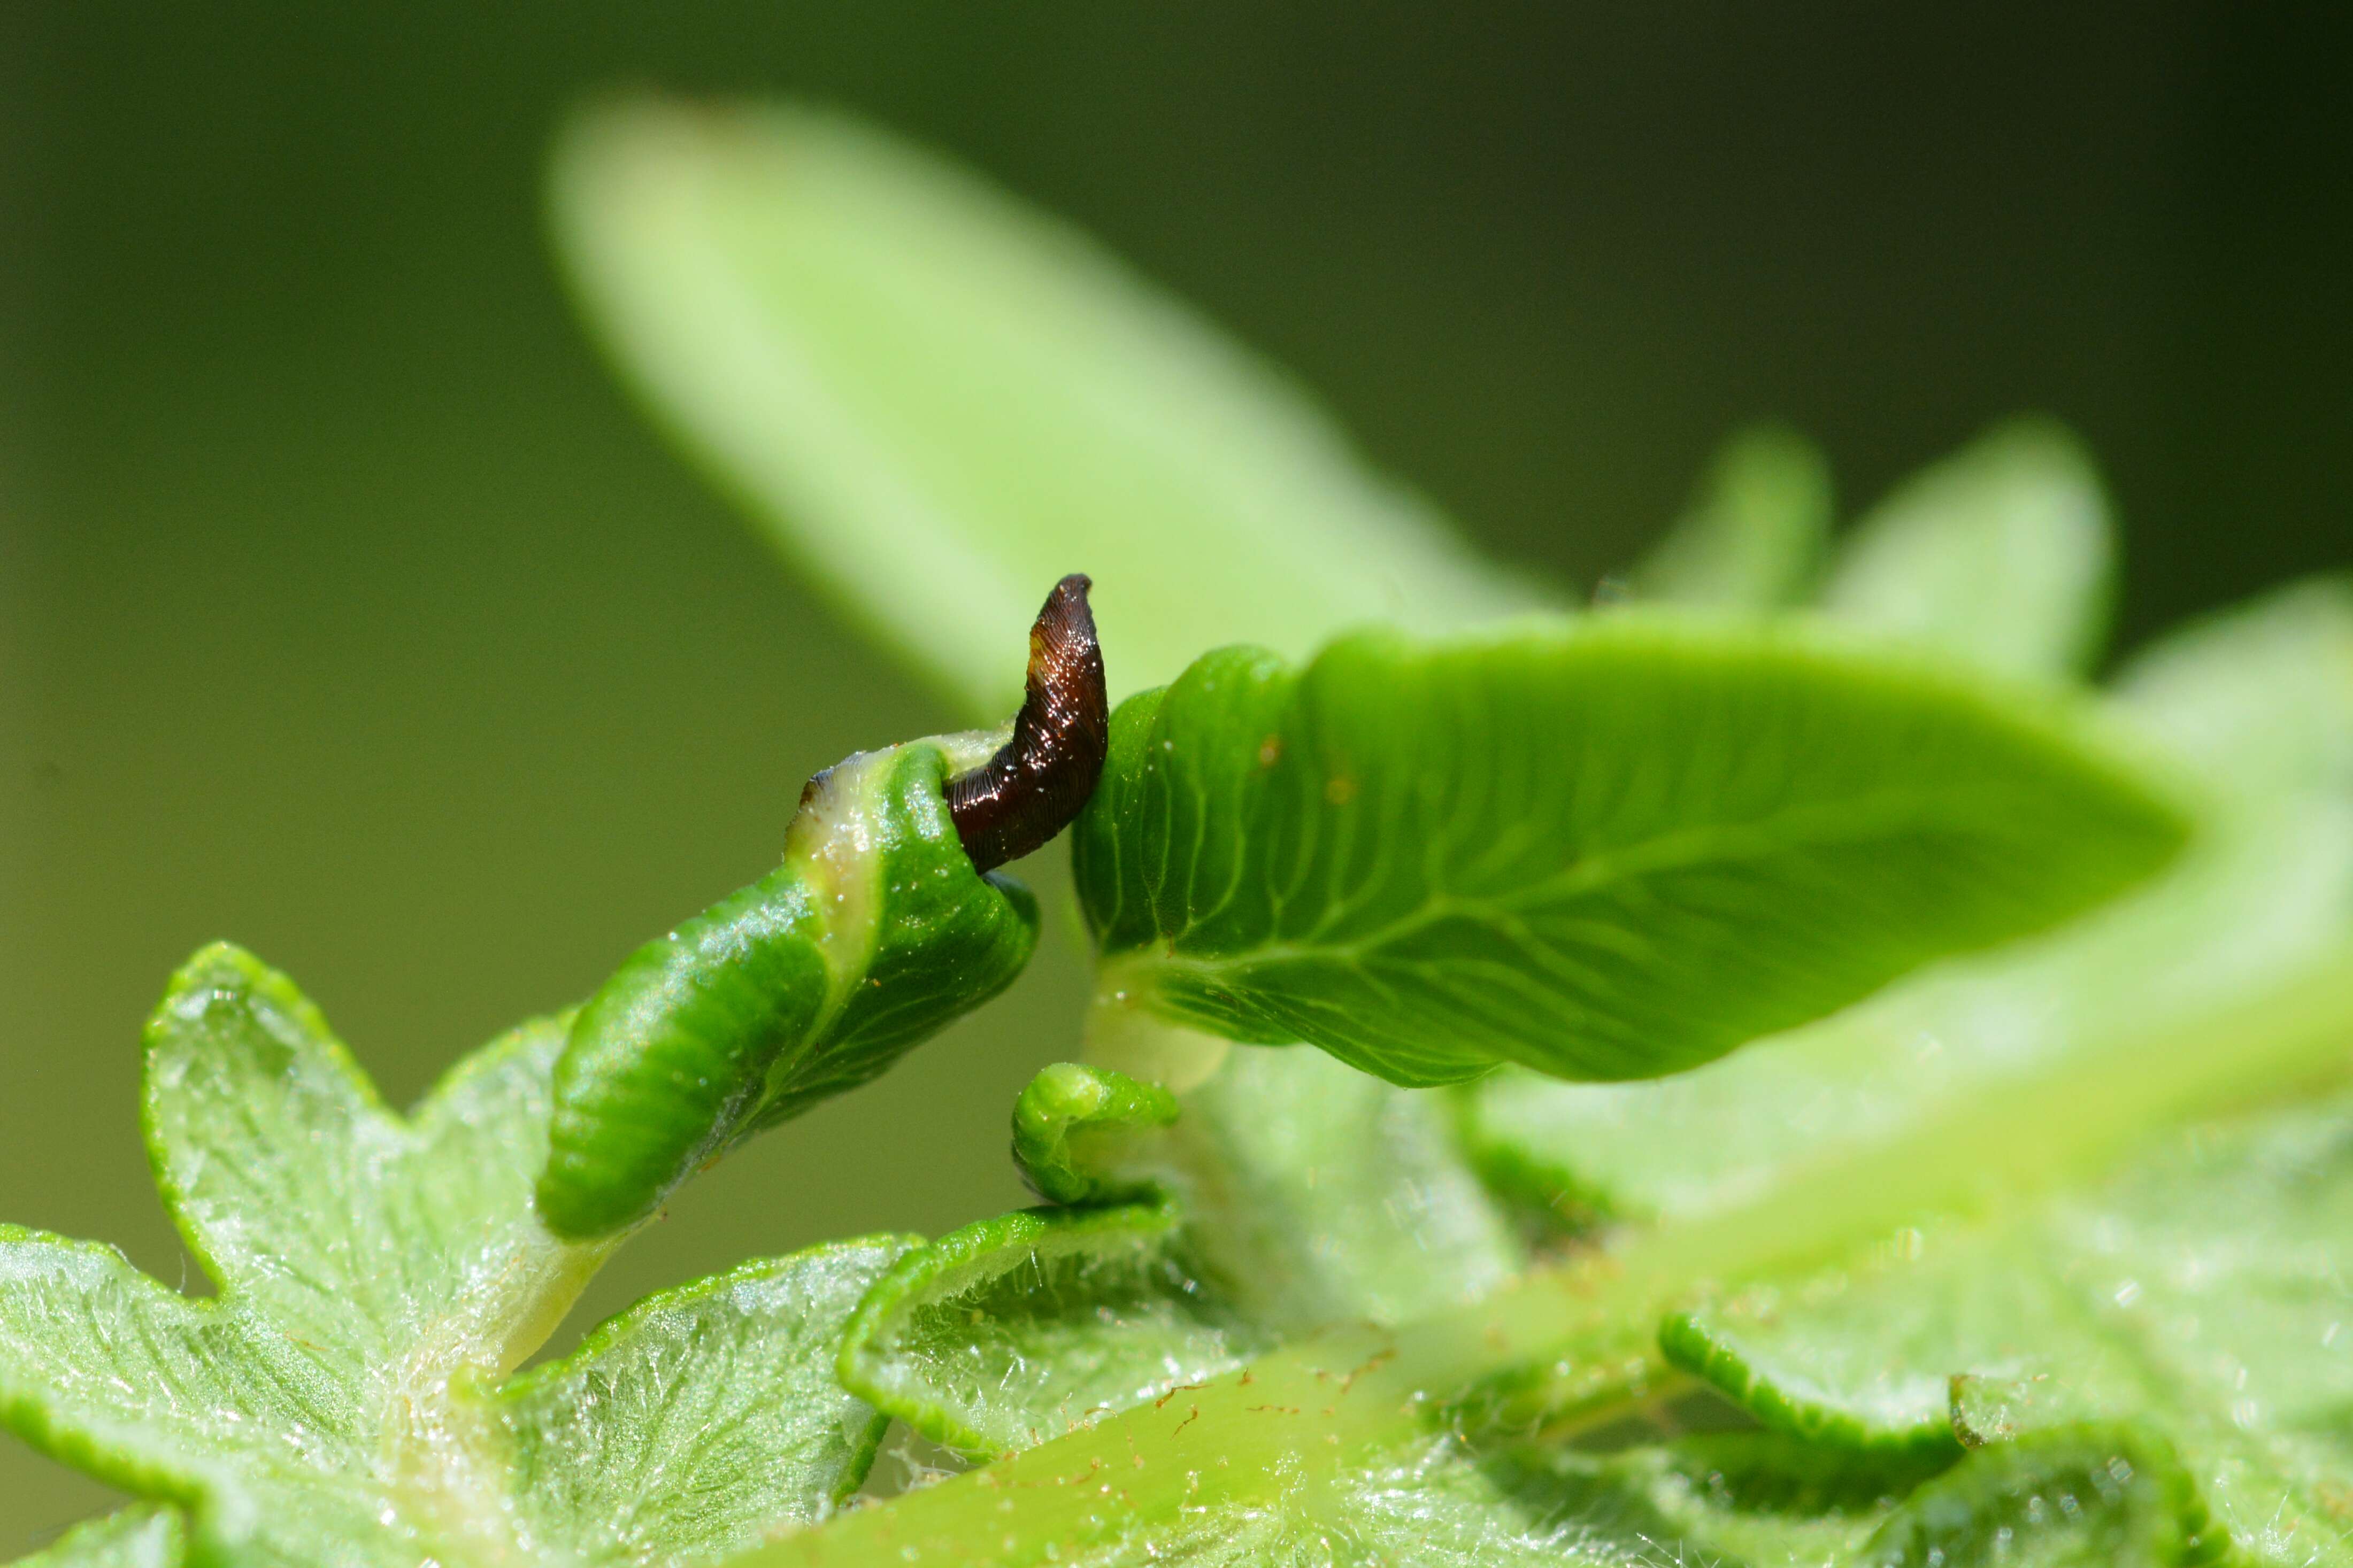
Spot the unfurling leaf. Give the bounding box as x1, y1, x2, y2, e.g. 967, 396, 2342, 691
837, 1202, 1264, 1461
539, 736, 1039, 1240
1075, 614, 2186, 1088
1010, 1063, 1179, 1207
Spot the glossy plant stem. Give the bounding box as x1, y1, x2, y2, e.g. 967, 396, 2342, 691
736, 949, 2353, 1568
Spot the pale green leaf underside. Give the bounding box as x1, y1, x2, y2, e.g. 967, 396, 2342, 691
839, 1202, 1265, 1461
549, 97, 1542, 719
7, 1508, 184, 1568
2, 944, 902, 1568
1634, 423, 1833, 611
1140, 1044, 1524, 1334
142, 944, 590, 1391
818, 1084, 2343, 1567
1461, 575, 2353, 1226
1079, 614, 2186, 1087
491, 1237, 914, 1563
0, 944, 595, 1563
842, 1042, 1520, 1468
1666, 1086, 2353, 1566
1820, 418, 2114, 680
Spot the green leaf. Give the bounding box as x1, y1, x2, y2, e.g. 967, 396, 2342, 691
837, 1201, 1266, 1461
549, 97, 1544, 718
1487, 1436, 1897, 1565
142, 946, 594, 1386
1820, 419, 2114, 679
486, 1237, 915, 1563
0, 945, 906, 1567
1075, 614, 2187, 1088
1460, 574, 2353, 1227
755, 939, 2353, 1568
1130, 1042, 1525, 1333
1658, 1268, 1979, 1462
1856, 1424, 2233, 1568
2113, 574, 2353, 803
1634, 424, 1834, 610
1010, 1064, 1179, 1207
7, 1508, 183, 1568
1527, 1420, 2233, 1568
0, 944, 602, 1563
1666, 1087, 2353, 1562
540, 736, 1040, 1239
844, 1040, 1522, 1467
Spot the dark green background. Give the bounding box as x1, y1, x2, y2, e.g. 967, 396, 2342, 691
2, 3, 2347, 1542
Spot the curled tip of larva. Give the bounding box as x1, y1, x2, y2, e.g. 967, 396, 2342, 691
945, 574, 1110, 872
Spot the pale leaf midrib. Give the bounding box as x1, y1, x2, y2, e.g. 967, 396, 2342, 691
1128, 780, 2091, 984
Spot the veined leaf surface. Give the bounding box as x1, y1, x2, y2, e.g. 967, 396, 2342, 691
1665, 1085, 2353, 1565
837, 1201, 1263, 1462
488, 1237, 914, 1561
1462, 575, 2353, 1225
1075, 614, 2187, 1086
0, 947, 899, 1566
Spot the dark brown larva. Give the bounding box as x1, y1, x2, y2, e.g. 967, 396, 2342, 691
946, 574, 1110, 872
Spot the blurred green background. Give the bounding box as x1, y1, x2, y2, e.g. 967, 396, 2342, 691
3, 2, 2348, 1542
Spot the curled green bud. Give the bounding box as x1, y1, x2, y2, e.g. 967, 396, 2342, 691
537, 738, 1040, 1240
1010, 1062, 1179, 1206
